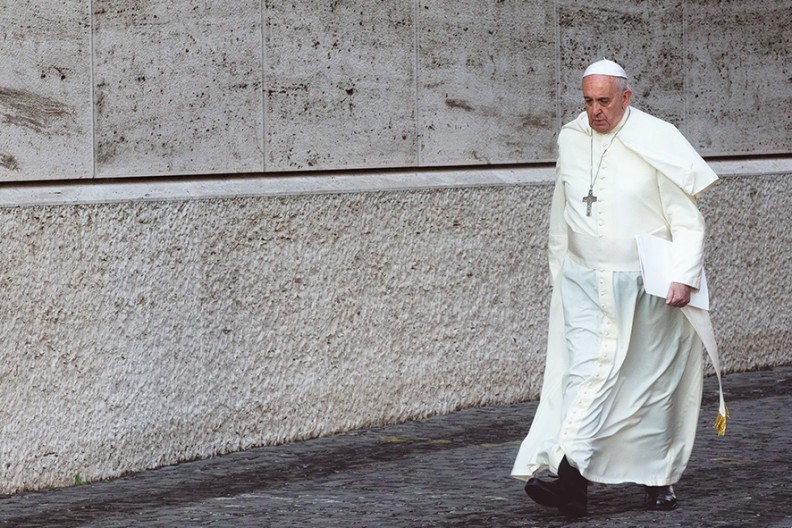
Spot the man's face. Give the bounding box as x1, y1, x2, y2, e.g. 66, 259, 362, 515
582, 75, 632, 133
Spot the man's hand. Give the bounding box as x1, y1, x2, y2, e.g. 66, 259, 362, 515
666, 282, 692, 307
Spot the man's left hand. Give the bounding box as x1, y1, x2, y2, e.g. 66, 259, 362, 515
666, 282, 692, 307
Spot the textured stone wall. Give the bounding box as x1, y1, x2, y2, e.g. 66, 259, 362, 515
0, 185, 551, 493
1, 1, 790, 180
2, 168, 791, 494
703, 173, 792, 371
0, 0, 790, 494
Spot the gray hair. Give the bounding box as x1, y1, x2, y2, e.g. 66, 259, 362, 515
613, 76, 630, 93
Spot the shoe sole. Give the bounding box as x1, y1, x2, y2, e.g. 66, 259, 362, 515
524, 479, 587, 517
524, 481, 563, 508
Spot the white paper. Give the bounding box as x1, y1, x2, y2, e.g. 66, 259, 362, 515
635, 234, 709, 310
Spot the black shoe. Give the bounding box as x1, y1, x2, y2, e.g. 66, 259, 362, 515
644, 485, 677, 511
524, 457, 588, 517
524, 477, 565, 507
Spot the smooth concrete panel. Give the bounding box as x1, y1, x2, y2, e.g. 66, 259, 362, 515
93, 1, 264, 178
685, 1, 792, 155
0, 0, 93, 181
418, 1, 556, 165
556, 0, 685, 129
264, 1, 416, 171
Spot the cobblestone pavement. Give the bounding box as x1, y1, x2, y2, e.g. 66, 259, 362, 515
1, 366, 790, 528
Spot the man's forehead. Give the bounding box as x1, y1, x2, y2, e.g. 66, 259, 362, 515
581, 75, 618, 96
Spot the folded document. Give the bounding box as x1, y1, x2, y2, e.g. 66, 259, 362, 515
635, 233, 709, 310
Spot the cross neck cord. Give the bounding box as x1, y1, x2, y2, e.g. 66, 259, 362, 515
589, 107, 632, 192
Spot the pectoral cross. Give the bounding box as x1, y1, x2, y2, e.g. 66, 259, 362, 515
583, 188, 597, 216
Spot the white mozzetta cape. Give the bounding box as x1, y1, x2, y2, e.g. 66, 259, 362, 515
511, 107, 721, 486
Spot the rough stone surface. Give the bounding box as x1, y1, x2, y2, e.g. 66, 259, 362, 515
0, 185, 550, 494
92, 1, 265, 177
418, 0, 556, 165
702, 173, 792, 372
0, 0, 93, 181
0, 366, 789, 527
264, 0, 417, 170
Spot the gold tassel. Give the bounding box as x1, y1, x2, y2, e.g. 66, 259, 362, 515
714, 405, 730, 436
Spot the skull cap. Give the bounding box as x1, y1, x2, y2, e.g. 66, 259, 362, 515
583, 58, 627, 79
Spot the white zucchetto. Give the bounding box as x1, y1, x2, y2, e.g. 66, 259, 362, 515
582, 59, 627, 79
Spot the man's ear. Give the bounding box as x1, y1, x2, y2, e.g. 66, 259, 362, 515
623, 89, 633, 108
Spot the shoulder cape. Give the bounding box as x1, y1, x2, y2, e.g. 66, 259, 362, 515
562, 108, 719, 197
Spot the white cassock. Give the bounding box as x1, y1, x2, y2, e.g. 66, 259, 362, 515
511, 107, 720, 487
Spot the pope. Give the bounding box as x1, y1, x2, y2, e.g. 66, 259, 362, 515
510, 58, 725, 517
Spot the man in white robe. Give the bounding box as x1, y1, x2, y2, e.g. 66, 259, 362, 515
511, 59, 720, 517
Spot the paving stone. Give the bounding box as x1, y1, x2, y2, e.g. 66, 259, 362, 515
1, 366, 790, 527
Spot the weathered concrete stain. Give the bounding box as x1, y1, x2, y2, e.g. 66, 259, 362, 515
518, 114, 551, 130
0, 87, 75, 134
0, 153, 20, 171
445, 98, 475, 112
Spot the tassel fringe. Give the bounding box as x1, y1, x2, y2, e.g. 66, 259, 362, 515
714, 405, 730, 436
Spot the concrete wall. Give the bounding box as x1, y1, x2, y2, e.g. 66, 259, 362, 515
0, 1, 790, 493
1, 1, 790, 180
